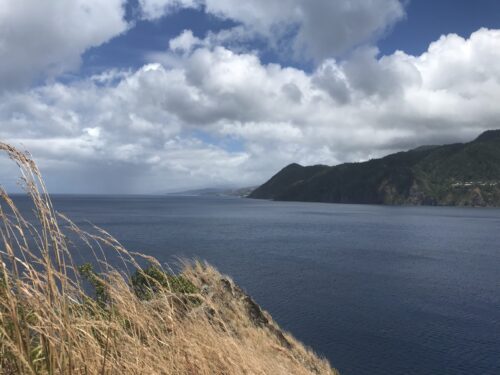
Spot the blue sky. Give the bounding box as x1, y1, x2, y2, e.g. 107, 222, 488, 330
379, 0, 500, 54
1, 0, 500, 193
81, 8, 235, 75
82, 0, 500, 74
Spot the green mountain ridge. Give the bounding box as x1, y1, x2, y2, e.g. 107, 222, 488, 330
249, 130, 500, 207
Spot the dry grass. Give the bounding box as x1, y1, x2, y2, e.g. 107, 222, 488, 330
0, 142, 339, 375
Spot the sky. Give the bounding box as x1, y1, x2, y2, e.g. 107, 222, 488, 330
1, 0, 500, 193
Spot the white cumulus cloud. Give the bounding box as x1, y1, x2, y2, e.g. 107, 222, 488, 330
0, 0, 128, 91
142, 0, 405, 61
2, 28, 500, 193
139, 0, 202, 20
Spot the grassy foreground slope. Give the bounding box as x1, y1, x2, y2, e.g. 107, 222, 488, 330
0, 143, 337, 375
250, 130, 500, 206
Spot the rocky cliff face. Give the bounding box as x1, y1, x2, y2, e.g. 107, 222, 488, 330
250, 130, 500, 207
183, 263, 339, 375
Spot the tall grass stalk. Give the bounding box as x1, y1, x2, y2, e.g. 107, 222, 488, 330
0, 142, 337, 375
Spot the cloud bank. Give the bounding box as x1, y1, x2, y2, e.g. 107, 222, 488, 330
2, 26, 500, 193
0, 0, 128, 90
139, 0, 405, 60
0, 1, 499, 193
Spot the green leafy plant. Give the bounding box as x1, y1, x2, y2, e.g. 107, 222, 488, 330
131, 265, 198, 301
78, 263, 109, 308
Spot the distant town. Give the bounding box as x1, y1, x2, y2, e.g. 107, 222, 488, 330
451, 181, 499, 187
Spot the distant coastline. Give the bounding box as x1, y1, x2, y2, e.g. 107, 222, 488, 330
167, 186, 257, 198
250, 130, 500, 207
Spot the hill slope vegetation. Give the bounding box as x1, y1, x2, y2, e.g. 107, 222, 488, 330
250, 130, 500, 207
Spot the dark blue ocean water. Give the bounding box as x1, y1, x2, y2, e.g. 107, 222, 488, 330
12, 195, 500, 375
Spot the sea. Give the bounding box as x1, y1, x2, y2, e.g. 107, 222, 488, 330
12, 195, 500, 375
